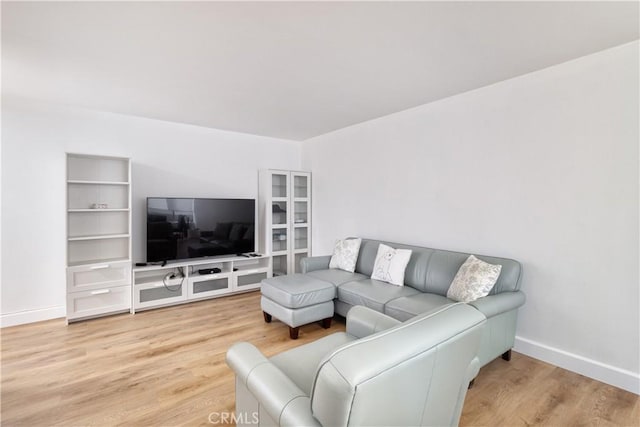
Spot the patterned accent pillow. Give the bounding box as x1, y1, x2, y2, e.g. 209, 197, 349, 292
371, 243, 412, 286
447, 255, 502, 303
329, 238, 362, 273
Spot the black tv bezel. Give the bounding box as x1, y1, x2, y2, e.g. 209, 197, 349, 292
145, 197, 257, 263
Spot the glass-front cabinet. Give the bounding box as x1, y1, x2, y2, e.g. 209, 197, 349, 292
260, 170, 311, 276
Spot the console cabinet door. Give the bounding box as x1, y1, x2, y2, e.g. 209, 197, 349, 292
134, 280, 187, 310
188, 274, 232, 299
233, 268, 269, 291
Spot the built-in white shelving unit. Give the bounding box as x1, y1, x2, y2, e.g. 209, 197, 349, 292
65, 153, 132, 322
259, 170, 311, 276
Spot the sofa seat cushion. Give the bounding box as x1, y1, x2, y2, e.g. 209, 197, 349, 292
261, 274, 336, 309
384, 293, 456, 321
337, 279, 420, 313
270, 332, 355, 395
307, 269, 368, 286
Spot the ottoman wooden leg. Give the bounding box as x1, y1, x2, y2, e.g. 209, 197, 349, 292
289, 327, 299, 340
263, 311, 272, 323
321, 317, 332, 329
502, 349, 512, 361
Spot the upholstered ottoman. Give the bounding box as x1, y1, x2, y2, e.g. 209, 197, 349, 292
260, 274, 336, 339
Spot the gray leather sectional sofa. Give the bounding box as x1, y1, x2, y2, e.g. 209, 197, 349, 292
300, 238, 525, 367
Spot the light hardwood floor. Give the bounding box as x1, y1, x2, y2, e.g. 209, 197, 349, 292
2, 291, 638, 426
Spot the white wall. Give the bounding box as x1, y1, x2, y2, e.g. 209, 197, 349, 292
1, 97, 300, 326
302, 42, 639, 393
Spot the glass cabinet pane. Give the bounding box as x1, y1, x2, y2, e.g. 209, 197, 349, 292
272, 174, 288, 198
294, 253, 308, 274
294, 175, 308, 198
272, 229, 288, 252
272, 255, 288, 276
272, 202, 288, 225
295, 227, 308, 250
293, 201, 308, 224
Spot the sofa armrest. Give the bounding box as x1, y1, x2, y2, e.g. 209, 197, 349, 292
346, 305, 402, 338
226, 342, 320, 426
301, 255, 332, 273
451, 356, 481, 425
468, 290, 526, 318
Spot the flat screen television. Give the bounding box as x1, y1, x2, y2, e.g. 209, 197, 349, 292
146, 198, 255, 262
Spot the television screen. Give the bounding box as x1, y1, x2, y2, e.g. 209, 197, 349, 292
146, 198, 255, 262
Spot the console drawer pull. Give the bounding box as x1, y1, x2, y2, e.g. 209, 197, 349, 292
90, 265, 110, 270
90, 289, 110, 295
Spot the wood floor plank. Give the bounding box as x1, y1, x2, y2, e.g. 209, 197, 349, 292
2, 291, 638, 426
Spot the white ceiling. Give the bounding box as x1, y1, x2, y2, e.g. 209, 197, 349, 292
2, 1, 638, 141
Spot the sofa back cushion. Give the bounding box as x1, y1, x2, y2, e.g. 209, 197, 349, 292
355, 239, 521, 296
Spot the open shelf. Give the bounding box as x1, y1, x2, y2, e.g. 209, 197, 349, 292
68, 236, 129, 266
68, 208, 130, 212
68, 233, 130, 241
67, 155, 129, 182
235, 257, 270, 272
68, 210, 129, 238
68, 183, 129, 210
135, 274, 172, 286
67, 180, 129, 186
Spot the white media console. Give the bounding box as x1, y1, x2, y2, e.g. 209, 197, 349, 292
131, 255, 271, 313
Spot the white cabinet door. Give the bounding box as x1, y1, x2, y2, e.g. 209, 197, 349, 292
188, 273, 232, 299
134, 280, 187, 310
290, 172, 311, 274
233, 268, 270, 291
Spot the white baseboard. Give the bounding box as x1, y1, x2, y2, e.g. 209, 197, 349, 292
1, 306, 66, 328
514, 336, 639, 395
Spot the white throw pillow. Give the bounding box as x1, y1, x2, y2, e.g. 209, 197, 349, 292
371, 243, 412, 286
329, 238, 362, 273
447, 255, 502, 303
